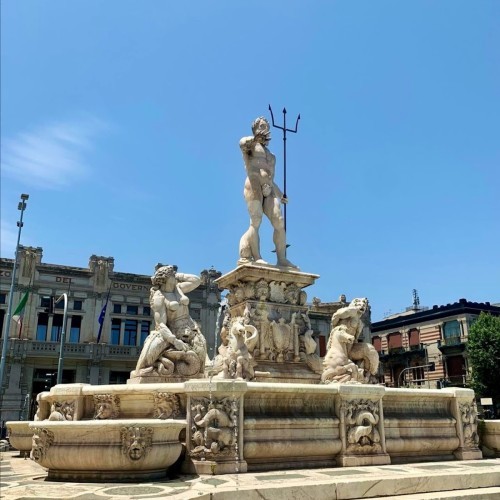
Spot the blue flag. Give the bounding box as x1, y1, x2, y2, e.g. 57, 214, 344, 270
96, 302, 107, 343
97, 287, 111, 343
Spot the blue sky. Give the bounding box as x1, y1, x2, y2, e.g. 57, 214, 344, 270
1, 1, 499, 321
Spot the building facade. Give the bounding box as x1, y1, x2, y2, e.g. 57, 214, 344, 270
371, 299, 500, 389
0, 246, 222, 424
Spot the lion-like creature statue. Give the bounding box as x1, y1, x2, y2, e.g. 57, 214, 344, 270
213, 316, 258, 381
321, 298, 379, 384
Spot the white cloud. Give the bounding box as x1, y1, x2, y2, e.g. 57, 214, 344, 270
1, 117, 106, 189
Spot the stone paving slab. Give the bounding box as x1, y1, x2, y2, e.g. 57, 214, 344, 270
1, 451, 500, 499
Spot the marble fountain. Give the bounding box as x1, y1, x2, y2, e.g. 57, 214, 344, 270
6, 116, 483, 481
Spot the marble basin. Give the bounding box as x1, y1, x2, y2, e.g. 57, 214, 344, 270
6, 421, 33, 455
28, 419, 186, 481
482, 420, 500, 456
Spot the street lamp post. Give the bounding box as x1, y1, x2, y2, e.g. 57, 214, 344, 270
0, 194, 29, 394
55, 293, 68, 385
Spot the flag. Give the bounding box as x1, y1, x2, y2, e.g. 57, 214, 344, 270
12, 290, 29, 326
96, 286, 111, 343
17, 314, 24, 339
97, 301, 108, 343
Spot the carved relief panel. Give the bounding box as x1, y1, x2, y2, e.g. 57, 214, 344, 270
340, 399, 382, 454
189, 397, 239, 461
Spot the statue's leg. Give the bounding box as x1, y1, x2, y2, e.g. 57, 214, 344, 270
240, 200, 265, 262
265, 196, 298, 268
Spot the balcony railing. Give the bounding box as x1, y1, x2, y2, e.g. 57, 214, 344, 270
380, 344, 425, 356
440, 335, 466, 347
446, 374, 469, 386
6, 339, 140, 361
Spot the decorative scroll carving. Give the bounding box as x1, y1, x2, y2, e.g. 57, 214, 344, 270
342, 399, 381, 453
31, 428, 54, 462
459, 401, 479, 448
94, 394, 120, 419
153, 392, 180, 419
255, 279, 269, 301
226, 280, 305, 306
48, 401, 75, 421
190, 397, 238, 460
120, 426, 153, 461
284, 283, 300, 305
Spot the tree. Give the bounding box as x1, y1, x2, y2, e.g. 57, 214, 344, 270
467, 312, 500, 401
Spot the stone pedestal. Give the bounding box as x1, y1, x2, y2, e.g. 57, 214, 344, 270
335, 385, 391, 467
183, 380, 248, 475
215, 264, 321, 383
451, 388, 483, 461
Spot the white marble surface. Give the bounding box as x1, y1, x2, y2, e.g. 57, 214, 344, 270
2, 450, 500, 500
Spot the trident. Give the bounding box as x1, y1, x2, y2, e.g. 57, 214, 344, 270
268, 105, 300, 235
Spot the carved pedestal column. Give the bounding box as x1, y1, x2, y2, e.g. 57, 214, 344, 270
450, 388, 483, 460
183, 380, 248, 474
336, 385, 390, 466
215, 264, 321, 383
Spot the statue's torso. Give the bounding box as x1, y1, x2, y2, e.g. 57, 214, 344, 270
156, 290, 190, 327
244, 142, 275, 184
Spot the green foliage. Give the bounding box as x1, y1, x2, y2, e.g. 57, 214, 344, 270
467, 312, 500, 400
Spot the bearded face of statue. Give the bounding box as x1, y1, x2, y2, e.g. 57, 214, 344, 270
252, 117, 271, 144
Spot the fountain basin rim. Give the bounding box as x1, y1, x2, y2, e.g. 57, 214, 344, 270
28, 419, 186, 430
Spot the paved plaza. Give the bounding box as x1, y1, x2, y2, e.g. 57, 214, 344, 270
1, 450, 500, 499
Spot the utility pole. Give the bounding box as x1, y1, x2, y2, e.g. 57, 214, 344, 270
56, 293, 69, 385
0, 194, 29, 394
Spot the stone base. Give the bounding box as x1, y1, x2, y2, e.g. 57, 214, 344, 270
183, 459, 248, 475
254, 361, 320, 384
127, 375, 190, 384
216, 263, 319, 290
337, 453, 391, 467
454, 448, 483, 460
47, 468, 168, 482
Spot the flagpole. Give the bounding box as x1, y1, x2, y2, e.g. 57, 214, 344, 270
0, 194, 29, 395
55, 293, 68, 385
97, 282, 112, 343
